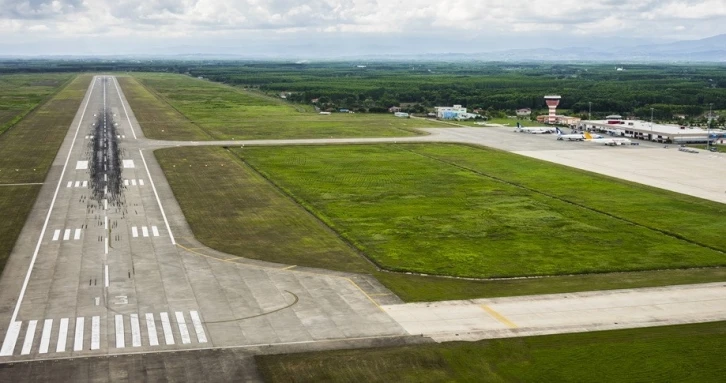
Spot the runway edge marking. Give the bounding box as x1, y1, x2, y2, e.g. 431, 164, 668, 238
112, 76, 138, 140
139, 149, 176, 245
1, 76, 96, 356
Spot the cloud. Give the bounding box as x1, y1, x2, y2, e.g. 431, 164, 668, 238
0, 0, 725, 54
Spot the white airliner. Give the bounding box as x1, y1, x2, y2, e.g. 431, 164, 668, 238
514, 122, 554, 134
555, 127, 584, 141
584, 132, 631, 146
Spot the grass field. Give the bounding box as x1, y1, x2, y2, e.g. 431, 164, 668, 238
122, 73, 447, 140
256, 321, 726, 383
237, 144, 726, 278
154, 146, 371, 272
0, 74, 91, 272
157, 145, 726, 301
0, 73, 73, 135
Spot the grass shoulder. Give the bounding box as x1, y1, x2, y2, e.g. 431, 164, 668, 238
256, 321, 726, 383
0, 74, 92, 272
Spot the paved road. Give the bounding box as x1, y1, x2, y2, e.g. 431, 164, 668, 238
0, 76, 724, 377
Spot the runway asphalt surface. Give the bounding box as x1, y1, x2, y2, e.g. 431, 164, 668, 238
0, 76, 724, 380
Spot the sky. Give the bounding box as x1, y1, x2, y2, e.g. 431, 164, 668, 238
0, 0, 725, 56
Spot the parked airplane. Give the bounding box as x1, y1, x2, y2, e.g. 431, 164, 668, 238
514, 122, 554, 134
555, 127, 584, 141
583, 132, 631, 146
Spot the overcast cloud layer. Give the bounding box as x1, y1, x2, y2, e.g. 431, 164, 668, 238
1, 0, 725, 56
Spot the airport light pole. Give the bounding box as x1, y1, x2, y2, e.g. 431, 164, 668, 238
650, 107, 654, 140
708, 103, 713, 150
588, 102, 592, 121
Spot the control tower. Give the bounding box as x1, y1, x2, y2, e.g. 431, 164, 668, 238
544, 95, 561, 124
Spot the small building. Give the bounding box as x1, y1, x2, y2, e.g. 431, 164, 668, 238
394, 112, 410, 118
673, 114, 686, 120
389, 106, 402, 113
516, 108, 532, 116
435, 105, 467, 120
339, 109, 349, 113
536, 114, 581, 125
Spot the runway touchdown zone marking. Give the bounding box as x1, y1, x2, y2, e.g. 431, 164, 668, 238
51, 228, 83, 241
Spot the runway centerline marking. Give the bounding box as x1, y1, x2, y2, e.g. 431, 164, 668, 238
2, 76, 95, 333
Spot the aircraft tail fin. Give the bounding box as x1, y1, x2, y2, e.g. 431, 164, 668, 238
584, 132, 593, 139
555, 127, 563, 135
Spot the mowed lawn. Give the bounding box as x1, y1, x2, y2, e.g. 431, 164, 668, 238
256, 321, 726, 383
122, 73, 446, 140
237, 144, 726, 278
0, 74, 92, 271
154, 146, 371, 272
0, 73, 73, 135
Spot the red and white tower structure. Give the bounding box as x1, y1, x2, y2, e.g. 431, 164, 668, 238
544, 95, 561, 124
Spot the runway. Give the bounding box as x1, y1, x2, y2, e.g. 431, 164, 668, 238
0, 76, 406, 362
0, 76, 724, 368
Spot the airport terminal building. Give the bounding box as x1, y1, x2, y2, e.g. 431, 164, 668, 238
579, 118, 725, 144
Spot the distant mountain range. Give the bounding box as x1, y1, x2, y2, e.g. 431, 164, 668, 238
330, 34, 726, 63
480, 34, 726, 62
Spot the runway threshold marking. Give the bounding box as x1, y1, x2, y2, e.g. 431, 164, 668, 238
481, 304, 518, 329
56, 318, 69, 352
1, 76, 95, 352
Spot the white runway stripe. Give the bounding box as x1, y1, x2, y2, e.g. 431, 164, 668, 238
91, 316, 100, 350
115, 315, 125, 348
74, 229, 81, 240
130, 314, 141, 347
39, 319, 53, 354
139, 179, 144, 186
160, 312, 174, 345
124, 179, 129, 186
56, 318, 69, 352
176, 312, 191, 344
52, 229, 60, 241
74, 317, 84, 351
20, 320, 37, 355
63, 229, 70, 241
189, 311, 207, 343
142, 226, 149, 237
131, 179, 137, 186
152, 226, 159, 237
0, 321, 22, 356
145, 313, 159, 346
82, 181, 88, 187
74, 181, 80, 188
66, 181, 72, 188
131, 226, 138, 237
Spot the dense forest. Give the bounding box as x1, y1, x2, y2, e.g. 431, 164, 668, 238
1, 59, 724, 122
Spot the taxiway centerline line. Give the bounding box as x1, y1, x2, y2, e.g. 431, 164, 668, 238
139, 149, 176, 245
4, 76, 95, 326
112, 77, 138, 140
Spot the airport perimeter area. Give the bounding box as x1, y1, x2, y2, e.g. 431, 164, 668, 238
0, 75, 724, 381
